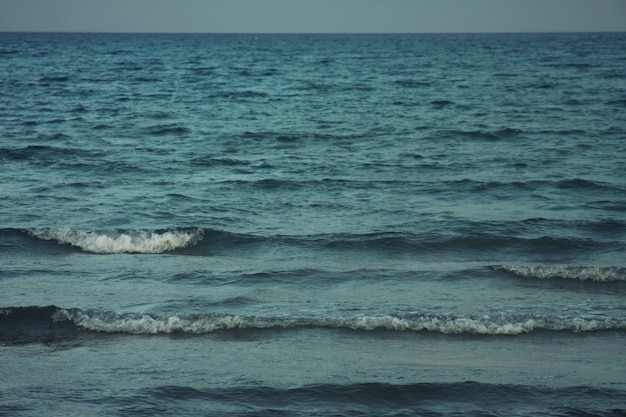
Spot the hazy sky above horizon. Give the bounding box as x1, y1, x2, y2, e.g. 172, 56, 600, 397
1, 0, 625, 33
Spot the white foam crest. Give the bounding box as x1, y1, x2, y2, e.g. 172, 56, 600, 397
494, 265, 626, 282
350, 315, 536, 335
28, 228, 203, 254
62, 310, 254, 334
57, 310, 624, 336
350, 315, 624, 334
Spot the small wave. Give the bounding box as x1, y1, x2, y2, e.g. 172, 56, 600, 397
393, 79, 431, 88
493, 265, 626, 282
0, 145, 107, 164
556, 178, 615, 191
431, 128, 522, 141
319, 232, 603, 256
146, 124, 191, 136
346, 315, 622, 334
26, 228, 204, 254
4, 227, 612, 257
138, 383, 625, 414
37, 75, 71, 83
57, 309, 624, 336
430, 99, 454, 107
2, 306, 623, 345
190, 155, 251, 167
0, 306, 77, 344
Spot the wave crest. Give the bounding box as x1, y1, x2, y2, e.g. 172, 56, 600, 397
493, 265, 626, 282
56, 309, 624, 336
27, 228, 203, 254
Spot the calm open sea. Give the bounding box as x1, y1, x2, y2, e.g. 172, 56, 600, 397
1, 32, 625, 416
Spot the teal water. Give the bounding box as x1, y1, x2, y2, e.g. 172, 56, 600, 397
1, 32, 625, 416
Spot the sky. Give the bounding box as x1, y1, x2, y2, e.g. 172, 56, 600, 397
1, 0, 625, 34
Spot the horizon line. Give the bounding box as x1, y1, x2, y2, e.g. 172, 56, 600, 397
1, 30, 625, 35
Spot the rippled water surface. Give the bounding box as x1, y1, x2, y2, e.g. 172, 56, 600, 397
1, 32, 625, 416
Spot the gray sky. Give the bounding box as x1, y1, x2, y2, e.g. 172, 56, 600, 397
1, 0, 625, 33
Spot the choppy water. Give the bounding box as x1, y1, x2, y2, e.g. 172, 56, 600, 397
1, 32, 625, 416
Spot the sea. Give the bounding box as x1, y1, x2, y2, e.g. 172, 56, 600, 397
1, 31, 625, 416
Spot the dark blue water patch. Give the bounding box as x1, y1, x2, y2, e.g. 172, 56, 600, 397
187, 66, 218, 76
189, 155, 252, 167
165, 193, 197, 203
84, 76, 123, 83
207, 89, 269, 100
430, 99, 455, 107
429, 128, 524, 141
0, 228, 77, 255
105, 48, 131, 56
70, 105, 88, 113
606, 98, 626, 107
393, 79, 431, 88
463, 179, 541, 194
316, 232, 610, 259
520, 218, 626, 241
0, 48, 21, 56
528, 81, 558, 89
165, 268, 432, 288
133, 76, 161, 83
583, 219, 626, 235
145, 124, 191, 136
63, 159, 149, 176
276, 134, 299, 142
547, 62, 594, 71
188, 228, 616, 259
251, 178, 305, 191
179, 228, 266, 255
158, 297, 258, 312
493, 71, 519, 77
165, 271, 238, 286
114, 61, 145, 72
556, 178, 621, 192
105, 382, 626, 417
37, 75, 72, 84
0, 145, 108, 165
0, 306, 77, 345
536, 128, 588, 137
230, 268, 400, 287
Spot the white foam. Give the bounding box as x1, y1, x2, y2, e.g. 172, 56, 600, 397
493, 265, 626, 282
28, 228, 203, 254
61, 310, 275, 334
349, 315, 536, 335
57, 310, 624, 335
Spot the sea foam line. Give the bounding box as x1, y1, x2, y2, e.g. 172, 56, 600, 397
55, 309, 624, 335
493, 265, 626, 282
27, 228, 203, 254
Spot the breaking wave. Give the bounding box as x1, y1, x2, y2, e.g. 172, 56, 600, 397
26, 228, 203, 254
2, 306, 622, 345
493, 265, 626, 282
3, 226, 617, 257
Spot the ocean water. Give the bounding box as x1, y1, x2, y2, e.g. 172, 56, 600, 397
1, 32, 625, 416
